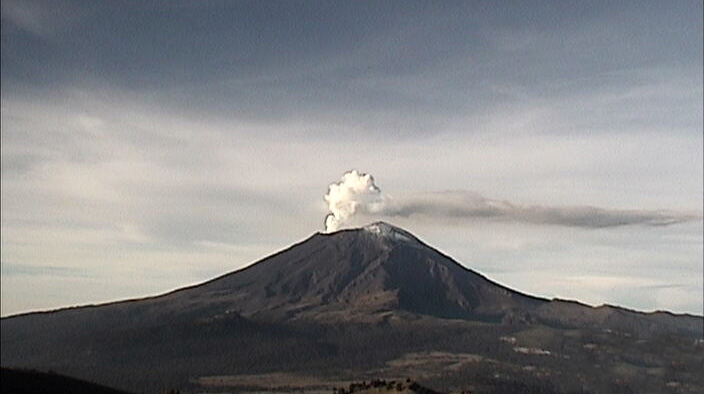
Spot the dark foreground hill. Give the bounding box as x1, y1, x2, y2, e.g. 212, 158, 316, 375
2, 222, 703, 393
1, 367, 133, 394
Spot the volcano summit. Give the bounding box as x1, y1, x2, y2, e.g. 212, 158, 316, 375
2, 223, 702, 393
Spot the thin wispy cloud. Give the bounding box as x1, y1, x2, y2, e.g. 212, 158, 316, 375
0, 0, 84, 40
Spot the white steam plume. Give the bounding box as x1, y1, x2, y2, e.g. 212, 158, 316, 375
324, 170, 384, 232
323, 171, 700, 232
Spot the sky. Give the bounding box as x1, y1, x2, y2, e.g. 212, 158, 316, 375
1, 0, 702, 316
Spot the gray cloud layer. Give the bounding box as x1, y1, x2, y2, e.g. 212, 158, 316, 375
382, 191, 700, 228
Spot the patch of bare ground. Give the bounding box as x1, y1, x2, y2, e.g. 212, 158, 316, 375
197, 372, 357, 392
383, 351, 483, 376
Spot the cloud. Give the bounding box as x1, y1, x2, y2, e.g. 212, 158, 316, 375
1, 0, 82, 39
0, 261, 86, 278
324, 172, 701, 230
324, 170, 385, 232
384, 191, 700, 228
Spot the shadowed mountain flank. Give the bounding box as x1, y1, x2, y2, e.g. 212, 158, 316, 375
2, 222, 702, 393
1, 368, 134, 394
164, 222, 543, 323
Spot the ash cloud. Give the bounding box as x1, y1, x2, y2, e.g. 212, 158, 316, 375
324, 171, 700, 231
384, 191, 700, 228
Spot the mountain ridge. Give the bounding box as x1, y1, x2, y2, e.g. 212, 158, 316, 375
2, 222, 702, 393
2, 222, 701, 322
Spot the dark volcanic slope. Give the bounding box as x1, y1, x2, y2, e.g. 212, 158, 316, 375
1, 367, 133, 394
153, 222, 701, 335
163, 222, 544, 322
2, 222, 701, 334
2, 222, 702, 393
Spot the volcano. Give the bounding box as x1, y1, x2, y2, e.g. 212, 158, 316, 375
2, 222, 702, 394
166, 222, 544, 323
